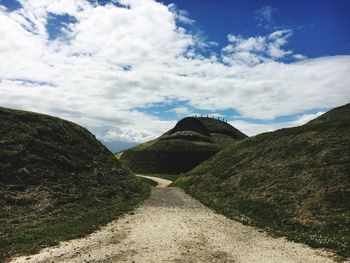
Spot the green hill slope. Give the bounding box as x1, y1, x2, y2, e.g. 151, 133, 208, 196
0, 107, 150, 261
174, 104, 350, 257
119, 117, 247, 174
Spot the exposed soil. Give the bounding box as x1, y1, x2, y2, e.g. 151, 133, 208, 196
115, 152, 123, 159
11, 176, 340, 263
136, 175, 172, 188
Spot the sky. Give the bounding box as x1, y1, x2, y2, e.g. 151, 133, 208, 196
0, 0, 349, 152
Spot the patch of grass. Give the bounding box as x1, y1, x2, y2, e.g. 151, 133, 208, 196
120, 117, 247, 174
175, 176, 350, 258
174, 103, 350, 258
0, 188, 150, 262
197, 117, 247, 139
120, 139, 221, 174
0, 107, 151, 261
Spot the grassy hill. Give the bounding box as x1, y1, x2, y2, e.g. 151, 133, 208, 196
0, 107, 150, 261
174, 104, 350, 257
119, 117, 247, 174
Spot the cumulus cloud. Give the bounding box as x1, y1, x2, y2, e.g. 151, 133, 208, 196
0, 0, 349, 151
293, 54, 307, 60
230, 112, 325, 136
222, 30, 293, 65
168, 3, 194, 25
170, 106, 192, 116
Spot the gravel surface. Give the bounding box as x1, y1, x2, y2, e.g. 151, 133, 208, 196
11, 176, 339, 263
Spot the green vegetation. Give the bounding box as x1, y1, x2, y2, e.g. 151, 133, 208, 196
197, 117, 246, 139
0, 107, 150, 262
174, 103, 350, 257
120, 117, 247, 174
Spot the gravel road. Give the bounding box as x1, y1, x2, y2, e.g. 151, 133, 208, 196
11, 176, 339, 263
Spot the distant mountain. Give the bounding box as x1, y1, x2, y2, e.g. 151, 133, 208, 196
119, 116, 247, 174
174, 103, 350, 257
0, 107, 149, 261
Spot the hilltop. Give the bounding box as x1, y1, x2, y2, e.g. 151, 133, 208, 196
174, 103, 350, 257
119, 116, 247, 174
0, 107, 150, 261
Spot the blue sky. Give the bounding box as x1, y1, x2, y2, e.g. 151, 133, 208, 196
0, 0, 349, 152
2, 0, 349, 56
160, 0, 350, 58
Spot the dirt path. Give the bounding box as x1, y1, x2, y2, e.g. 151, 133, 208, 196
136, 175, 172, 188
115, 152, 123, 159
11, 177, 339, 263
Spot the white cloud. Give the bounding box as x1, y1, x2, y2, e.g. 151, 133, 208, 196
169, 106, 192, 116
254, 6, 277, 29
230, 112, 325, 136
168, 3, 194, 25
267, 30, 292, 58
103, 115, 175, 143
290, 112, 324, 126
293, 54, 307, 60
222, 30, 293, 65
0, 0, 349, 150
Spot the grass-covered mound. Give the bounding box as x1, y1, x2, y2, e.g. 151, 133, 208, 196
119, 117, 247, 174
174, 104, 350, 257
0, 107, 150, 261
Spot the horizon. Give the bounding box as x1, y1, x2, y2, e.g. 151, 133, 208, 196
0, 0, 349, 152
